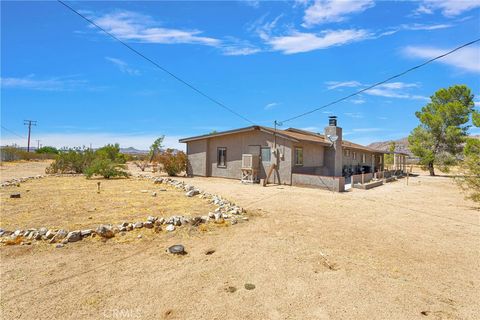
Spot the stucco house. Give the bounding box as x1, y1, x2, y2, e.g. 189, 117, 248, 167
179, 117, 390, 191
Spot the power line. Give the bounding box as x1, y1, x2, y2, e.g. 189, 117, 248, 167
1, 125, 25, 139
281, 38, 480, 124
57, 0, 255, 125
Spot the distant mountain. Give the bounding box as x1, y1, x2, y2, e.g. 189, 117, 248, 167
119, 147, 149, 155
367, 135, 480, 157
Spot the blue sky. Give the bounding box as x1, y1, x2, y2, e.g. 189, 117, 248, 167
1, 0, 479, 150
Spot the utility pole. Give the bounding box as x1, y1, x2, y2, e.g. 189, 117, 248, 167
23, 120, 37, 152
36, 140, 41, 150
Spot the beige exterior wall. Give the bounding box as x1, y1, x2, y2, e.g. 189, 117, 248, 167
186, 130, 294, 184
186, 139, 208, 176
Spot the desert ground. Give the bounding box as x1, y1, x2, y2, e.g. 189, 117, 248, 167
0, 161, 479, 320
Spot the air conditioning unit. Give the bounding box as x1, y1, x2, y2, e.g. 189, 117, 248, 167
242, 154, 259, 170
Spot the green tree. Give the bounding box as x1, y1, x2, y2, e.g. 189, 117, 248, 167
149, 136, 164, 162
408, 85, 475, 176
95, 143, 125, 163
457, 115, 480, 202
384, 142, 395, 167
35, 146, 59, 154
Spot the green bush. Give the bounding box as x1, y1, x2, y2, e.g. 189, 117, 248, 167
95, 143, 126, 163
46, 149, 94, 174
84, 158, 129, 179
35, 146, 59, 154
159, 149, 187, 176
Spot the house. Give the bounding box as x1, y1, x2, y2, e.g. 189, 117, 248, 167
179, 117, 395, 192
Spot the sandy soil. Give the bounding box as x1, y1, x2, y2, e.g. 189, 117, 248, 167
0, 160, 51, 182
0, 176, 216, 231
1, 163, 479, 320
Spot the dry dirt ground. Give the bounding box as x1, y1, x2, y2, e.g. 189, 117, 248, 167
0, 161, 479, 320
0, 160, 51, 182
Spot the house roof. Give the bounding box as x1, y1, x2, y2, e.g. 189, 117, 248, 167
179, 125, 385, 154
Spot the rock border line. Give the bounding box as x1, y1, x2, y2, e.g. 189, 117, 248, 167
0, 175, 248, 246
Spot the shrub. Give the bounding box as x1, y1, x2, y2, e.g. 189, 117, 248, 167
46, 149, 94, 174
35, 146, 59, 154
84, 158, 129, 179
159, 149, 187, 176
95, 143, 126, 163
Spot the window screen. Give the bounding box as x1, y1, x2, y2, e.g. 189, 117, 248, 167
261, 147, 271, 162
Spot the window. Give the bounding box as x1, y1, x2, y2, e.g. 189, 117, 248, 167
261, 147, 271, 162
344, 149, 350, 157
352, 152, 357, 160
294, 147, 303, 166
361, 153, 366, 163
217, 147, 227, 168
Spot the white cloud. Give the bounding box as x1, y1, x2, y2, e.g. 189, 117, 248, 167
344, 112, 364, 118
325, 80, 362, 90
326, 80, 429, 100
264, 102, 279, 110
267, 29, 370, 54
91, 11, 221, 46
105, 57, 140, 75
0, 75, 90, 91
401, 23, 453, 31
474, 100, 480, 107
302, 0, 374, 27
350, 97, 366, 104
1, 132, 185, 151
414, 0, 480, 17
365, 83, 428, 100
403, 45, 480, 73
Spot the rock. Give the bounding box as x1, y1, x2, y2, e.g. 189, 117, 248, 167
137, 234, 142, 239
45, 230, 56, 239
34, 233, 43, 240
191, 217, 203, 226
165, 224, 175, 232
140, 190, 149, 193
134, 222, 143, 229
119, 226, 127, 232
147, 216, 157, 223
13, 230, 23, 237
80, 229, 92, 237
168, 244, 186, 255
225, 286, 237, 293
208, 212, 215, 219
151, 192, 157, 197
120, 222, 129, 227
153, 178, 164, 184
144, 221, 153, 229
205, 249, 215, 255
56, 229, 68, 239
242, 217, 249, 221
10, 193, 21, 198
55, 244, 64, 248
244, 283, 256, 290
185, 189, 199, 197
0, 229, 4, 237
38, 227, 48, 236
231, 219, 238, 225
96, 225, 114, 238
66, 231, 82, 242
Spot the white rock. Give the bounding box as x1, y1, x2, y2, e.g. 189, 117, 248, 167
166, 224, 175, 232
134, 222, 143, 229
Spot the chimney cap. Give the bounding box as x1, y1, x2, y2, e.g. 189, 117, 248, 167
328, 115, 337, 119
328, 115, 338, 126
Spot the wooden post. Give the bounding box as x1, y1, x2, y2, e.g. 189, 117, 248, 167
361, 173, 364, 185
406, 170, 409, 186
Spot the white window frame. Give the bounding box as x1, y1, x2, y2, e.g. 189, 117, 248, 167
217, 147, 227, 168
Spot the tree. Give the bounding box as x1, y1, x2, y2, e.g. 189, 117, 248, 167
457, 115, 480, 202
35, 146, 59, 154
384, 142, 395, 167
95, 143, 126, 163
149, 136, 164, 162
408, 85, 475, 176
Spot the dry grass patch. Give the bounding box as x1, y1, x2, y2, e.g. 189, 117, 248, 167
0, 176, 217, 231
